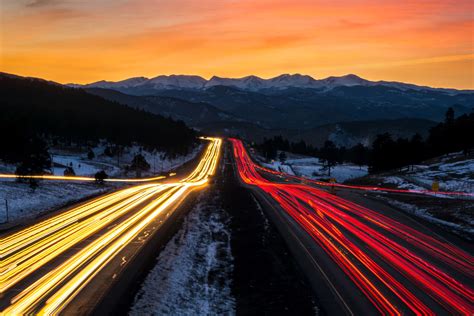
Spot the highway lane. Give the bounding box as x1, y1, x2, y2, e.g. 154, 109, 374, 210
0, 137, 221, 314
230, 138, 474, 315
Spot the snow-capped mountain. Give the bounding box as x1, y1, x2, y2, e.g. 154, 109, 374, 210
319, 74, 370, 87
268, 74, 320, 89
205, 75, 267, 90
82, 77, 148, 89
70, 73, 470, 95
204, 73, 370, 91
146, 75, 206, 89
80, 75, 206, 90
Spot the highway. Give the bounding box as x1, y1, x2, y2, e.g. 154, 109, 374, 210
0, 137, 221, 314
230, 138, 473, 315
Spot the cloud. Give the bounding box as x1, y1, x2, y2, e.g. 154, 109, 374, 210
26, 0, 59, 8
3, 0, 472, 88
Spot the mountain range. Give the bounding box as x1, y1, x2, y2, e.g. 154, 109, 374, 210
68, 73, 474, 146
70, 73, 471, 94
4, 71, 473, 147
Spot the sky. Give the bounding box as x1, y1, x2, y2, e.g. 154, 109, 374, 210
1, 0, 473, 89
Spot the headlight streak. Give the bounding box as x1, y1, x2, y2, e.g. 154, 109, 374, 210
230, 138, 474, 315
1, 184, 159, 259
0, 174, 166, 183
0, 138, 221, 314
0, 137, 220, 184
39, 186, 187, 315
0, 185, 168, 293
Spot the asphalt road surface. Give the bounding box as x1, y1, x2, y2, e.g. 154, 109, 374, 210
1, 137, 472, 315
0, 137, 221, 315
230, 138, 473, 315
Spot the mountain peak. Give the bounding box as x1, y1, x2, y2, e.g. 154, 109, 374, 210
269, 73, 316, 87
342, 73, 363, 79
117, 77, 148, 85
242, 75, 264, 81
146, 75, 206, 89
321, 74, 369, 86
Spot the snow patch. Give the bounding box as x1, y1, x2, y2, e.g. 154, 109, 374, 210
130, 193, 235, 315
262, 155, 368, 182
0, 181, 109, 224
261, 160, 295, 175
381, 198, 472, 236
379, 155, 474, 194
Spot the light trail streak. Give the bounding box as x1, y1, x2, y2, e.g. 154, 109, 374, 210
0, 173, 166, 183
0, 137, 221, 314
1, 185, 158, 258
0, 137, 214, 184
0, 185, 168, 293
252, 158, 474, 198
230, 138, 474, 314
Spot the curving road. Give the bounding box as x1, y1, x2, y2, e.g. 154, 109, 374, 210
230, 138, 473, 315
0, 137, 221, 314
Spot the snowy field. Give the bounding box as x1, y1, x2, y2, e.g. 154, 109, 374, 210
1, 143, 202, 178
360, 152, 474, 238
51, 154, 120, 176
382, 176, 430, 191
380, 198, 473, 238
50, 144, 202, 177
0, 180, 110, 225
261, 155, 368, 183
402, 155, 474, 193
130, 191, 235, 315
370, 152, 474, 194
0, 143, 202, 226
261, 160, 295, 175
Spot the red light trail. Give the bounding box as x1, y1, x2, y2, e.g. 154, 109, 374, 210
230, 138, 473, 314
253, 163, 474, 198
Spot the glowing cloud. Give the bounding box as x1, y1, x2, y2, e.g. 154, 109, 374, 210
1, 0, 472, 88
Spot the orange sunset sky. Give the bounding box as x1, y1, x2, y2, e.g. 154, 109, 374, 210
1, 0, 473, 88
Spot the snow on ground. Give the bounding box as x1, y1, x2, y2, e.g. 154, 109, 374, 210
1, 144, 201, 178
368, 153, 474, 194
0, 181, 110, 225
261, 155, 368, 183
386, 199, 460, 229
261, 160, 295, 175
295, 164, 368, 183
382, 176, 426, 191
403, 157, 474, 193
130, 144, 203, 176
0, 143, 202, 225
0, 163, 16, 174
51, 154, 119, 176
356, 152, 474, 238
50, 143, 203, 177
130, 191, 235, 315
379, 197, 473, 238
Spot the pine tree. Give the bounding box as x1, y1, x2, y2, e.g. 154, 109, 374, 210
130, 154, 151, 177
87, 149, 95, 160
15, 136, 51, 190
320, 140, 338, 177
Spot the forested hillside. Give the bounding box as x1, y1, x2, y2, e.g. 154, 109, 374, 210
0, 73, 196, 164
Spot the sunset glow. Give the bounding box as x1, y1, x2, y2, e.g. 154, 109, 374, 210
1, 0, 473, 88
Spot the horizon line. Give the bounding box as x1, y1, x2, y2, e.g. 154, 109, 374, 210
3, 70, 472, 91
